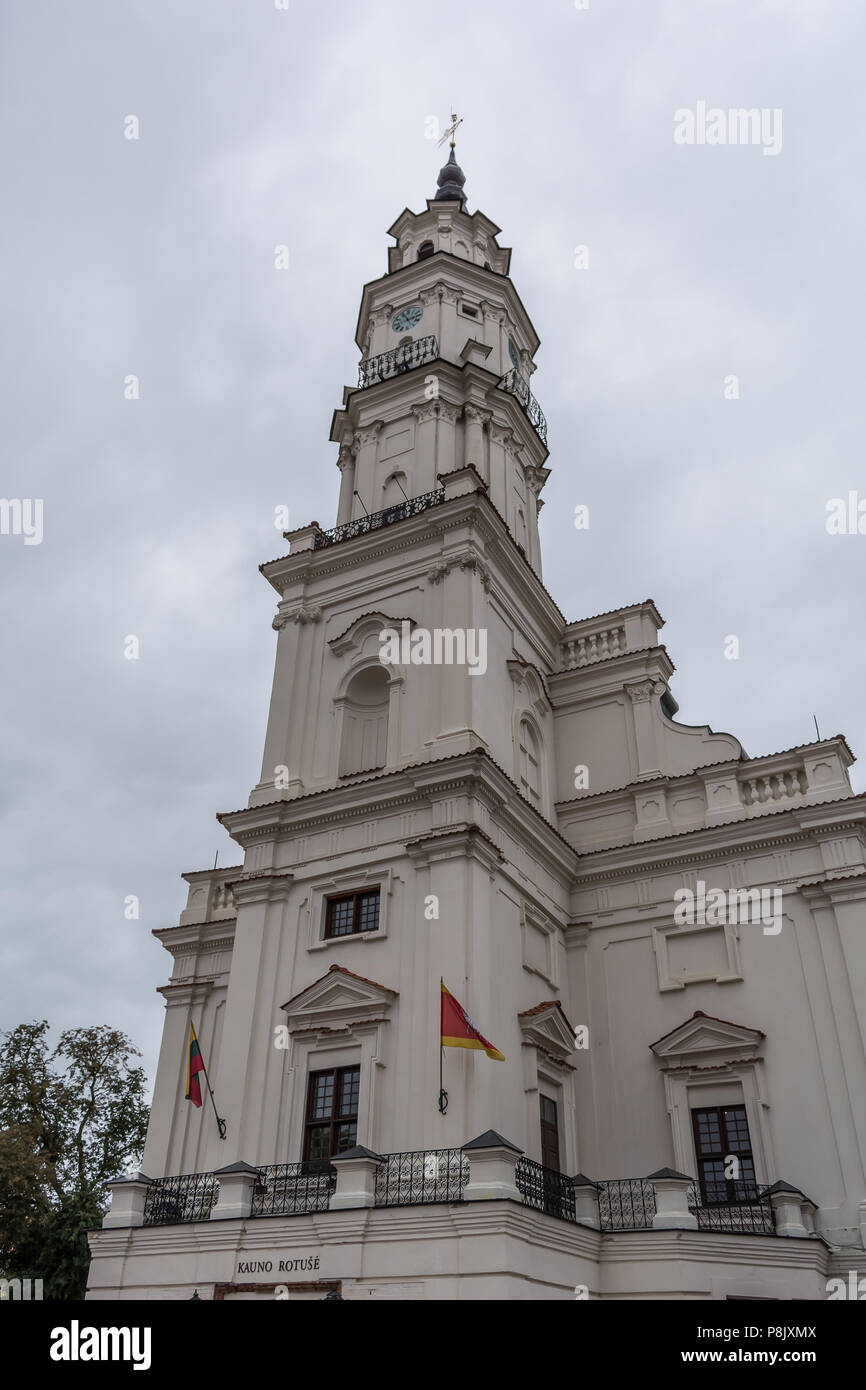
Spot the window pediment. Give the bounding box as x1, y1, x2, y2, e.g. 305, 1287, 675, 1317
329, 612, 415, 658
650, 1011, 764, 1068
282, 965, 397, 1033
518, 1000, 576, 1060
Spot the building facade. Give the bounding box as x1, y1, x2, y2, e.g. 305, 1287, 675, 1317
87, 150, 866, 1300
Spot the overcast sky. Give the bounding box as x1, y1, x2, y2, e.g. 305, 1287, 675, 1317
2, 0, 864, 1096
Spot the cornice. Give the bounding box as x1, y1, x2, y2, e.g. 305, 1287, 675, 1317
219, 750, 579, 879
260, 487, 566, 636
572, 804, 866, 886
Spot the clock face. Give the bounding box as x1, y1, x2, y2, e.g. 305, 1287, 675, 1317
508, 337, 520, 368
392, 305, 423, 333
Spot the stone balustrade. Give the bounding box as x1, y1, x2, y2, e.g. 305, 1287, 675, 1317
556, 603, 664, 674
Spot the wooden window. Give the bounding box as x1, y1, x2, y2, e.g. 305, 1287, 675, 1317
540, 1094, 561, 1171
324, 889, 380, 940
692, 1105, 758, 1205
303, 1066, 360, 1163
417, 240, 435, 260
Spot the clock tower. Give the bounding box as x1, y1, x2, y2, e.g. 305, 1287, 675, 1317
330, 144, 550, 574
88, 144, 866, 1303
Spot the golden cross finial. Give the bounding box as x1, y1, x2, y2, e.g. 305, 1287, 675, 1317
438, 111, 463, 149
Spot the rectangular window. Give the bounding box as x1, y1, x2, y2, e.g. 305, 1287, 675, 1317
324, 889, 380, 940
540, 1094, 561, 1172
692, 1105, 758, 1205
303, 1066, 360, 1164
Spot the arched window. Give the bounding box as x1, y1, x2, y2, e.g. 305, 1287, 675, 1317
518, 718, 542, 808
383, 470, 407, 505
339, 666, 390, 776
417, 240, 435, 260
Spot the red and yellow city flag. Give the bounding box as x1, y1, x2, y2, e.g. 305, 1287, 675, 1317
185, 1023, 206, 1108
440, 980, 505, 1061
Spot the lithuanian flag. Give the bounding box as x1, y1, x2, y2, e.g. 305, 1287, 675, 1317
185, 1023, 206, 1108
441, 980, 505, 1061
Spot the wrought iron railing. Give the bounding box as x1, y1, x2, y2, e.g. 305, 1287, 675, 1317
515, 1157, 577, 1222
313, 488, 446, 549
496, 368, 548, 445
136, 1159, 776, 1235
251, 1162, 336, 1217
358, 335, 439, 388
688, 1182, 775, 1235
143, 1172, 219, 1226
598, 1178, 656, 1231
374, 1148, 468, 1206
596, 1178, 776, 1234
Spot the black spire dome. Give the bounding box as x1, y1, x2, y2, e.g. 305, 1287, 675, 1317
434, 147, 467, 211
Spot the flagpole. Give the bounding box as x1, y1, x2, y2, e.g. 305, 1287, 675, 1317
438, 978, 448, 1115
192, 1019, 227, 1140
200, 1055, 227, 1140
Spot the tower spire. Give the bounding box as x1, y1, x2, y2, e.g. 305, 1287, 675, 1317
434, 110, 467, 210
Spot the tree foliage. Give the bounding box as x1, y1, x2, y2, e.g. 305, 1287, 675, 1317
0, 1021, 149, 1299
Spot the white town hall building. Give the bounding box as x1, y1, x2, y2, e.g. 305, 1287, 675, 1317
88, 147, 866, 1300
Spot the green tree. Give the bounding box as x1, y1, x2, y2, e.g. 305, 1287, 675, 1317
0, 1020, 149, 1299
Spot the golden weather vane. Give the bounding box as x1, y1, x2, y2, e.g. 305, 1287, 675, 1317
438, 110, 463, 149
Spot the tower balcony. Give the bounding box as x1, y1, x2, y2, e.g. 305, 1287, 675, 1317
357, 334, 439, 388
496, 368, 548, 446
312, 487, 446, 549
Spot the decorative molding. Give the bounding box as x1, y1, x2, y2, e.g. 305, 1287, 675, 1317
426, 548, 491, 591
651, 915, 744, 992
519, 905, 559, 987
411, 399, 460, 426
352, 421, 385, 450
626, 680, 657, 705
273, 603, 322, 632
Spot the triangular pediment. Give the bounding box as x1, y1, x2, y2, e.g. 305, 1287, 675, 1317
650, 1011, 764, 1064
518, 1001, 576, 1059
282, 965, 397, 1030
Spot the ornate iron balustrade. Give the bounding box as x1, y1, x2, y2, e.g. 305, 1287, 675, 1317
143, 1172, 219, 1227
496, 368, 548, 446
136, 1159, 777, 1234
251, 1162, 336, 1217
313, 488, 446, 549
598, 1178, 656, 1231
515, 1157, 577, 1222
374, 1148, 468, 1206
358, 335, 439, 388
597, 1178, 776, 1234
688, 1183, 775, 1235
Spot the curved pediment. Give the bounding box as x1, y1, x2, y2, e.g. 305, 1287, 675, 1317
328, 612, 416, 657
